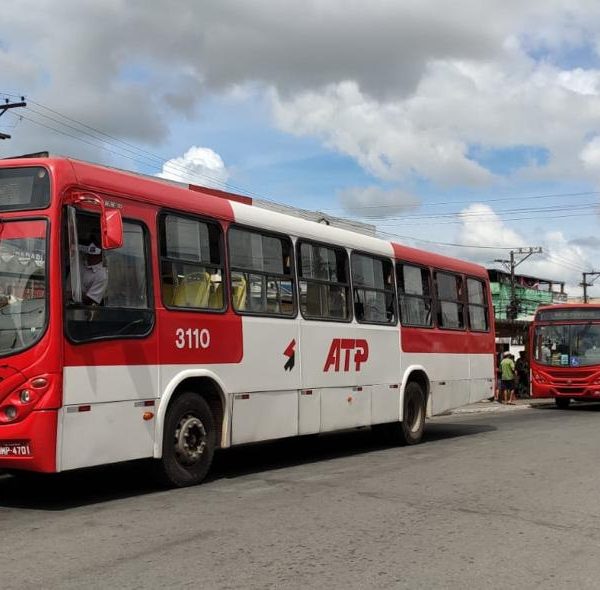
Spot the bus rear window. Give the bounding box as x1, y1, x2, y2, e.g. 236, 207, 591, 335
0, 167, 50, 211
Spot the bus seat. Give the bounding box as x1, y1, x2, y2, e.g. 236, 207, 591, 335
173, 272, 211, 308
306, 282, 322, 316
208, 282, 223, 309
161, 283, 174, 306
232, 276, 247, 310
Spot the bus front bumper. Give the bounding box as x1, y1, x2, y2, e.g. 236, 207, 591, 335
0, 410, 57, 473
531, 383, 600, 400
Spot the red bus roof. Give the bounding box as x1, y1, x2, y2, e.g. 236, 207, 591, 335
536, 304, 600, 312
391, 242, 487, 278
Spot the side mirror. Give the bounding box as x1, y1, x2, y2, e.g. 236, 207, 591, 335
67, 191, 124, 251
101, 208, 123, 250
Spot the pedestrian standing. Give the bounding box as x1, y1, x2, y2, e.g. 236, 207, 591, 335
499, 351, 516, 404
515, 350, 529, 397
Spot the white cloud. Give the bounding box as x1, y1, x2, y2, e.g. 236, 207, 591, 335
457, 204, 524, 252
580, 136, 600, 178
157, 146, 229, 189
3, 1, 600, 190
272, 50, 600, 188
272, 81, 494, 187
338, 186, 420, 218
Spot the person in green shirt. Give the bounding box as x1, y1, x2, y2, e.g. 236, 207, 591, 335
499, 352, 516, 404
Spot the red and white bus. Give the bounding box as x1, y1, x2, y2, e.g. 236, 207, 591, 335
0, 155, 495, 486
531, 304, 600, 408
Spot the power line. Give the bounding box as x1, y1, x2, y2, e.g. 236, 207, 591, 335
545, 253, 587, 273
8, 110, 280, 204
8, 96, 600, 236
4, 95, 598, 284
13, 108, 234, 192
24, 103, 238, 192
544, 256, 586, 274
13, 96, 600, 228
22, 100, 285, 205
377, 210, 599, 227
374, 201, 597, 222
376, 229, 522, 250
321, 190, 600, 215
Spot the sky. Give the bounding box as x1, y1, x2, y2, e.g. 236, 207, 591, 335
2, 1, 600, 297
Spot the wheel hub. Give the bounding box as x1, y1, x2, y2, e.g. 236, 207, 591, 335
174, 414, 207, 465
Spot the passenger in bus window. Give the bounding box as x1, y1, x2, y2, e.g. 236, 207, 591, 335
0, 287, 18, 309
81, 240, 108, 305
541, 341, 551, 363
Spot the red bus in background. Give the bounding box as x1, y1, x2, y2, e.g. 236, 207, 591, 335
530, 304, 600, 408
0, 155, 495, 486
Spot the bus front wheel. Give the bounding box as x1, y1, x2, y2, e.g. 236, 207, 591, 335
156, 392, 216, 487
555, 397, 571, 409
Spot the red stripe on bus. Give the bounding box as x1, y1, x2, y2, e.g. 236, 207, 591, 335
401, 327, 495, 354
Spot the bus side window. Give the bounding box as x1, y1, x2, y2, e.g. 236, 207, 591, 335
397, 263, 432, 327
351, 253, 396, 325
466, 277, 489, 332
228, 227, 295, 317
160, 214, 224, 311
298, 241, 350, 321
435, 271, 465, 330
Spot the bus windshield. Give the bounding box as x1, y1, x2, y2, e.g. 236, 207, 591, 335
533, 323, 600, 367
0, 219, 47, 355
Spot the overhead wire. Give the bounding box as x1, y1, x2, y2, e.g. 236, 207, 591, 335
24, 103, 237, 192
5, 96, 600, 231
374, 201, 598, 222
8, 111, 547, 252
6, 95, 600, 227
4, 96, 600, 272
377, 210, 599, 227
4, 100, 279, 205
23, 100, 286, 206
320, 190, 600, 215
375, 229, 523, 250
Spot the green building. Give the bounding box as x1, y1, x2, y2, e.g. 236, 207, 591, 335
487, 269, 566, 321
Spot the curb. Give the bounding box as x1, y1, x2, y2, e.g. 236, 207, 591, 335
448, 401, 554, 415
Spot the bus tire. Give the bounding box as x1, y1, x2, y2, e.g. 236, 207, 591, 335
399, 381, 426, 445
373, 381, 426, 446
555, 397, 571, 409
156, 392, 216, 487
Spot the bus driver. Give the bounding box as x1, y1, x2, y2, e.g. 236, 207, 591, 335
81, 241, 108, 305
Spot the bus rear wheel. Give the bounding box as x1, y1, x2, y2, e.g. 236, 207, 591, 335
374, 381, 426, 446
156, 392, 216, 487
555, 397, 571, 409
400, 381, 426, 444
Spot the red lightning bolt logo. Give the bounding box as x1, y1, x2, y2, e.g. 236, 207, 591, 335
284, 339, 296, 371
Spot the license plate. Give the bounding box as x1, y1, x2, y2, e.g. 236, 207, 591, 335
0, 442, 31, 457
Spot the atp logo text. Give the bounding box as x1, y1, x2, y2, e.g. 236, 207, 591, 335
323, 338, 369, 372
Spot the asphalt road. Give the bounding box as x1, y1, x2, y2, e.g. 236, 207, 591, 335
2, 404, 600, 589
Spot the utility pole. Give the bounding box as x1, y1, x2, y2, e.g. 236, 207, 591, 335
494, 247, 543, 320
0, 98, 27, 140
581, 271, 600, 303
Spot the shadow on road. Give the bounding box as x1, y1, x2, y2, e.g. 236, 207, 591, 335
0, 420, 495, 511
